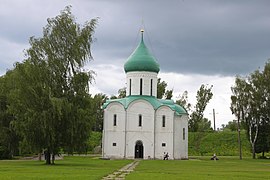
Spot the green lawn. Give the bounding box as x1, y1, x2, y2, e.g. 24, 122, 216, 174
0, 156, 132, 180
0, 156, 269, 180
126, 156, 270, 180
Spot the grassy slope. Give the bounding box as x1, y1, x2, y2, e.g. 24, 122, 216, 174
189, 131, 251, 156
126, 157, 270, 180
0, 156, 132, 180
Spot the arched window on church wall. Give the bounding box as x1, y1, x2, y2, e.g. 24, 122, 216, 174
113, 114, 117, 126
183, 128, 185, 140
129, 79, 131, 96
150, 79, 153, 96
138, 114, 142, 127
162, 115, 166, 127
140, 78, 143, 95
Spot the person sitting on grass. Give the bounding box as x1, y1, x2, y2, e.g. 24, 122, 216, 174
211, 153, 219, 160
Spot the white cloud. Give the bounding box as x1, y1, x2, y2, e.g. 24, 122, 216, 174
160, 72, 236, 129
89, 64, 126, 96
0, 37, 27, 74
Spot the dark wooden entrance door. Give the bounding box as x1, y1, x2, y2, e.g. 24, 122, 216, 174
135, 140, 144, 159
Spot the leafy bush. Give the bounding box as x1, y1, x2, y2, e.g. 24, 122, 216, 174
0, 145, 12, 159
87, 131, 102, 153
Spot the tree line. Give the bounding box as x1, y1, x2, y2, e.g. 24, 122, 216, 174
231, 60, 270, 159
0, 6, 99, 164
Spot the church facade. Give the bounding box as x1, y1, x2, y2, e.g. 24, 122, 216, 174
102, 30, 188, 160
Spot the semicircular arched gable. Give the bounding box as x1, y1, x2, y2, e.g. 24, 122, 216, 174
106, 101, 125, 112
126, 99, 155, 112
156, 105, 174, 113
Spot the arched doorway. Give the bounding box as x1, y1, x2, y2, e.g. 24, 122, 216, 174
135, 140, 144, 159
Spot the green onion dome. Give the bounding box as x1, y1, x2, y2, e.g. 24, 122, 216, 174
124, 30, 160, 73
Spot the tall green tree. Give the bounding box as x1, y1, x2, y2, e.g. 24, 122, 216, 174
255, 122, 270, 158
0, 71, 20, 159
157, 78, 167, 99
253, 61, 270, 158
248, 70, 263, 159
231, 61, 270, 159
231, 76, 260, 159
117, 87, 126, 98
8, 6, 98, 164
230, 77, 248, 160
189, 84, 213, 132
91, 93, 107, 132
257, 61, 270, 157
164, 89, 173, 100
176, 90, 192, 112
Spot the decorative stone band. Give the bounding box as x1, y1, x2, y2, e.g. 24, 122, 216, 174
126, 71, 158, 78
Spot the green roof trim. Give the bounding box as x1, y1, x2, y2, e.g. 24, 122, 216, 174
124, 35, 160, 73
102, 95, 187, 116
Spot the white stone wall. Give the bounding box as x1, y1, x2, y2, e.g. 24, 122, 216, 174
126, 100, 155, 159
103, 102, 126, 159
155, 106, 175, 159
126, 71, 158, 97
102, 100, 189, 160
173, 114, 188, 159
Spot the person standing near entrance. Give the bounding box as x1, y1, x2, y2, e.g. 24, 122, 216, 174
163, 152, 169, 160
165, 152, 169, 160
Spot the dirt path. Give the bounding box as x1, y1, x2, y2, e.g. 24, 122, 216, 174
102, 160, 140, 180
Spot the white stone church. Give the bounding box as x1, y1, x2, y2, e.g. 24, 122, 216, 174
102, 30, 188, 160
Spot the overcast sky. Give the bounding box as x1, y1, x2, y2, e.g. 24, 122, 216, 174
1, 0, 270, 128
